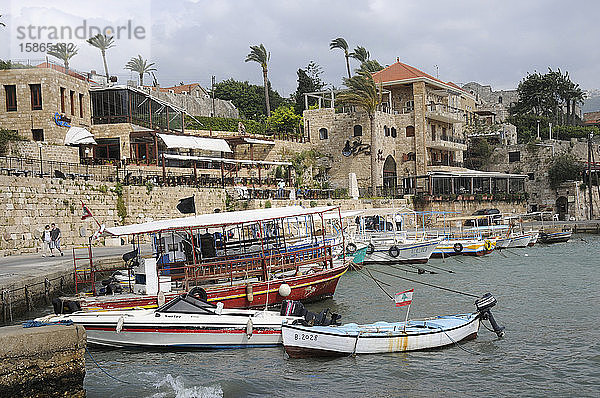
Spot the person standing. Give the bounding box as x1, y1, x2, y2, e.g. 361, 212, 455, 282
41, 225, 51, 257
49, 223, 64, 257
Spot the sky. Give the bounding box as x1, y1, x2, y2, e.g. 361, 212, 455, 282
2, 0, 600, 97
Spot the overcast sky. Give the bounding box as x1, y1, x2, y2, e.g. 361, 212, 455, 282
2, 0, 600, 96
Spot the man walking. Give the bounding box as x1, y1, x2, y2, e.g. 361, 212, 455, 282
41, 225, 51, 257
49, 223, 64, 257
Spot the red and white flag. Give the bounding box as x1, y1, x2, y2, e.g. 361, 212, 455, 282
81, 203, 93, 220
395, 289, 414, 307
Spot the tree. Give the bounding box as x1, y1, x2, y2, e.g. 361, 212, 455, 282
125, 55, 156, 86
293, 61, 326, 114
87, 34, 115, 82
47, 43, 78, 73
330, 37, 352, 79
336, 70, 381, 193
350, 46, 370, 63
464, 137, 493, 170
267, 105, 302, 135
357, 59, 384, 73
245, 44, 271, 118
212, 79, 288, 121
547, 153, 583, 189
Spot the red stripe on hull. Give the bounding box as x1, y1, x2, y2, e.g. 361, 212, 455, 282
85, 327, 280, 334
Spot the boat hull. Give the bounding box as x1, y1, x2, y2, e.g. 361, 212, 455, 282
507, 234, 533, 248
72, 265, 348, 312
283, 313, 480, 357
432, 239, 495, 257
362, 240, 440, 264
539, 231, 571, 243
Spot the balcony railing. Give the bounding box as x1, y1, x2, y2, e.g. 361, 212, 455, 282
426, 103, 466, 123
427, 160, 464, 168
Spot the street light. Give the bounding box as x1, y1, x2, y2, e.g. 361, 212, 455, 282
84, 147, 90, 179
37, 142, 43, 177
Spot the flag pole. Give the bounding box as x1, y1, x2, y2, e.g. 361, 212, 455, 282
403, 302, 411, 333
81, 200, 101, 228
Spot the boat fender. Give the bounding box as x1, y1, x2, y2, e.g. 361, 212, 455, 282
246, 318, 253, 339
246, 284, 254, 302
66, 300, 80, 314
188, 287, 208, 301
388, 246, 400, 258
215, 302, 224, 315
116, 316, 124, 334
484, 240, 493, 251
157, 291, 166, 307
453, 243, 463, 253
475, 293, 505, 338
278, 283, 291, 297
346, 243, 357, 254
366, 243, 375, 255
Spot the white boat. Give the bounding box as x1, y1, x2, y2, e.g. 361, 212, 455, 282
39, 291, 301, 348
494, 237, 512, 249
432, 238, 495, 257
362, 237, 442, 264
282, 293, 505, 357
506, 233, 533, 248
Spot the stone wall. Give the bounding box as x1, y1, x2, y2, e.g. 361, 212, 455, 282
7, 141, 80, 163
0, 324, 86, 397
90, 123, 135, 159
0, 68, 91, 145
415, 199, 526, 218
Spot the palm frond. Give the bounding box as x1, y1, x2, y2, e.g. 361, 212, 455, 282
329, 37, 349, 51
86, 34, 115, 50
245, 44, 269, 68
350, 46, 369, 63
125, 55, 156, 74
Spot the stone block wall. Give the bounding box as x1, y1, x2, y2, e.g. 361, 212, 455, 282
90, 123, 135, 159
7, 141, 80, 163
0, 68, 91, 145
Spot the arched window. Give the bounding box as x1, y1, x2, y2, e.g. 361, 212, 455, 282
319, 128, 328, 140
353, 125, 362, 137
498, 96, 503, 104
407, 152, 416, 161
406, 125, 415, 137
391, 127, 397, 138
384, 125, 390, 137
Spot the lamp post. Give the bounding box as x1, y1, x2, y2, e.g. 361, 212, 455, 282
37, 142, 43, 177
84, 147, 90, 179
536, 119, 540, 140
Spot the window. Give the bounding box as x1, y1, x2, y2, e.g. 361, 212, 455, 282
384, 125, 390, 137
319, 128, 328, 140
353, 125, 362, 137
528, 172, 535, 180
32, 129, 44, 141
405, 100, 414, 112
508, 151, 521, 163
407, 152, 416, 161
406, 125, 415, 137
60, 87, 65, 113
30, 84, 42, 110
391, 127, 397, 138
4, 85, 17, 111
79, 93, 84, 118
70, 90, 75, 115
498, 96, 503, 104
431, 124, 436, 141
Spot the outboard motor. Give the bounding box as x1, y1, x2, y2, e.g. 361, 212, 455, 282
475, 293, 505, 338
280, 300, 342, 326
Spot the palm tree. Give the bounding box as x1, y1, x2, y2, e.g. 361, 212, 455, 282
47, 43, 78, 74
350, 46, 370, 63
336, 70, 381, 193
0, 15, 5, 27
87, 34, 115, 82
245, 44, 271, 118
330, 37, 351, 79
125, 55, 156, 86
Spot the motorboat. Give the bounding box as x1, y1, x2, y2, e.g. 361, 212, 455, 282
282, 293, 505, 357
432, 238, 496, 257
41, 290, 302, 349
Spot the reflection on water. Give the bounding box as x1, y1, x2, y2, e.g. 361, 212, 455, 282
78, 235, 599, 397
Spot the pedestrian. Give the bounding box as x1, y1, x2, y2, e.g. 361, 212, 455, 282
277, 179, 285, 198
49, 223, 64, 257
41, 224, 51, 257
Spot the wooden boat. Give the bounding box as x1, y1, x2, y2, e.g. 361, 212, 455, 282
282, 293, 505, 357
56, 206, 350, 313
539, 229, 572, 243
432, 238, 496, 257
42, 292, 301, 348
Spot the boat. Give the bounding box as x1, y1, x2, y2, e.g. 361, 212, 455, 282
282, 293, 505, 357
539, 228, 572, 243
56, 206, 350, 313
506, 232, 533, 248
432, 238, 496, 257
41, 291, 302, 348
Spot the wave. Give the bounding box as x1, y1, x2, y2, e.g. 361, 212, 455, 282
150, 374, 223, 398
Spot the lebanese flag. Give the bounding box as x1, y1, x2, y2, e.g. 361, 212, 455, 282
81, 203, 93, 220
395, 289, 414, 307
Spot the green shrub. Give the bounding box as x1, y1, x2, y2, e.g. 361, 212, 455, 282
186, 116, 266, 135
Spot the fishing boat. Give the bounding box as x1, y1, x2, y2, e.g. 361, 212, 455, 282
55, 206, 350, 313
282, 293, 505, 357
432, 238, 496, 257
506, 232, 533, 248
539, 228, 572, 243
41, 291, 302, 348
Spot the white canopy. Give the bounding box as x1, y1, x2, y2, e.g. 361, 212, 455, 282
242, 137, 275, 145
64, 127, 96, 146
163, 153, 291, 166
158, 133, 232, 153
104, 205, 339, 236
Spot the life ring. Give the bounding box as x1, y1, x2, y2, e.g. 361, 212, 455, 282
453, 243, 463, 253
346, 242, 357, 254
366, 243, 375, 255
484, 240, 493, 251
388, 246, 400, 258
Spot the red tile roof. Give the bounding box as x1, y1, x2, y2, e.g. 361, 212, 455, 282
146, 83, 206, 94
372, 60, 445, 85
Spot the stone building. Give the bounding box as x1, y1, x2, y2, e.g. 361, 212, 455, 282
0, 67, 91, 145
303, 60, 475, 193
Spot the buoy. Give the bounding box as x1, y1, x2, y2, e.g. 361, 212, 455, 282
246, 284, 254, 302
157, 291, 166, 307
246, 318, 253, 339
278, 283, 291, 297
116, 316, 124, 334
524, 254, 529, 257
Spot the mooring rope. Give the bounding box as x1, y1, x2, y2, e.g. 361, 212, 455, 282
363, 267, 394, 300
85, 346, 130, 384
367, 267, 479, 298
438, 327, 480, 356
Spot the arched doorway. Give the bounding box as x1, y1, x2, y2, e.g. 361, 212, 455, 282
556, 196, 568, 220
383, 155, 397, 195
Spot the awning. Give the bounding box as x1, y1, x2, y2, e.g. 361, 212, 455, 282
242, 137, 275, 145
64, 127, 96, 146
104, 205, 339, 236
157, 133, 232, 153
163, 153, 291, 166
429, 170, 527, 179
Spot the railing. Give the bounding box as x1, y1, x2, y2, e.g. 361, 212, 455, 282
2, 59, 93, 82
427, 160, 464, 167
426, 103, 466, 121
0, 156, 116, 181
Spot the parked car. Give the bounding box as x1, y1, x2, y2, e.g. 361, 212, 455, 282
464, 208, 501, 226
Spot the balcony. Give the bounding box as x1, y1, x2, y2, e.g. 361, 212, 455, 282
426, 103, 466, 124
427, 134, 467, 151
427, 160, 464, 169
